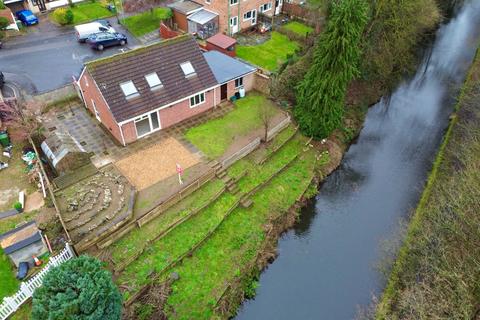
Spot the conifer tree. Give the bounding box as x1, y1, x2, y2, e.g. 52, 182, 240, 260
294, 0, 369, 138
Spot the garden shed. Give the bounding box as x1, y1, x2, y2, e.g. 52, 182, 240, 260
0, 221, 48, 267
206, 33, 236, 57
41, 131, 91, 175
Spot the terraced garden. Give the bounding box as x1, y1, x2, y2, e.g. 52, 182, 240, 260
108, 122, 330, 318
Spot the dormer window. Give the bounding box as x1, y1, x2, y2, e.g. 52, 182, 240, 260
145, 72, 163, 90
180, 61, 196, 78
120, 81, 139, 99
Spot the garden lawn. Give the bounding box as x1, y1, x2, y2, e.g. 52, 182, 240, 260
283, 21, 314, 36
184, 93, 280, 159
49, 2, 114, 25
164, 142, 320, 319
109, 179, 224, 266
0, 249, 18, 301
236, 32, 300, 71
121, 8, 172, 37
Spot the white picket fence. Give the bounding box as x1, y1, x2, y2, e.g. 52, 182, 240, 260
0, 243, 76, 320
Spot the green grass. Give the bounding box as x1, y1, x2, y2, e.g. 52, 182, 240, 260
283, 21, 314, 36
184, 93, 280, 159
49, 1, 114, 25
237, 32, 300, 71
164, 143, 318, 319
0, 249, 19, 301
109, 179, 224, 265
120, 7, 172, 37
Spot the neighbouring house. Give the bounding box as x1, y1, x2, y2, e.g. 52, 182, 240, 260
0, 221, 48, 267
168, 0, 219, 39
169, 0, 283, 36
206, 33, 236, 57
75, 35, 257, 145
41, 131, 91, 176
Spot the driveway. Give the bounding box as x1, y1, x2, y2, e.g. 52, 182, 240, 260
0, 16, 139, 94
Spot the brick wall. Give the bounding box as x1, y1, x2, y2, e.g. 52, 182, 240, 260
0, 8, 14, 24
253, 71, 270, 95
121, 121, 136, 144
172, 10, 189, 32
160, 22, 182, 39
78, 70, 124, 145
159, 88, 215, 128
193, 0, 278, 34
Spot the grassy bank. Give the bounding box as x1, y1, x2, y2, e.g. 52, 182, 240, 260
120, 8, 172, 37
377, 48, 480, 319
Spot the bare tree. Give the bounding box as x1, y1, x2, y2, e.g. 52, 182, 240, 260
258, 102, 276, 142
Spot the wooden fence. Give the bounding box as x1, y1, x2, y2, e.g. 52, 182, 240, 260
0, 244, 76, 320
222, 138, 261, 169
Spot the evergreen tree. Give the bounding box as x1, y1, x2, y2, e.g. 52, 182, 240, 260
32, 255, 122, 320
294, 0, 369, 138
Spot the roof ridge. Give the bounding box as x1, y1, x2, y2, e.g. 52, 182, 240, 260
86, 34, 194, 70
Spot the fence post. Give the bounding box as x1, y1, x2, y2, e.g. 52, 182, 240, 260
20, 283, 33, 297
65, 242, 77, 259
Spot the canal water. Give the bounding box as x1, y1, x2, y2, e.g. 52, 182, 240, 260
236, 2, 480, 319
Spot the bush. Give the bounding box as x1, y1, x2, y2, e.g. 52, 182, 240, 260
0, 0, 6, 9
0, 16, 9, 30
13, 201, 22, 211
52, 7, 74, 25
32, 255, 122, 320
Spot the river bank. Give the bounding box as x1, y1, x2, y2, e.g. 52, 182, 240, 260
377, 46, 480, 319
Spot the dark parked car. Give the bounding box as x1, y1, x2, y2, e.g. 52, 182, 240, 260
16, 262, 29, 280
16, 10, 39, 26
86, 32, 127, 51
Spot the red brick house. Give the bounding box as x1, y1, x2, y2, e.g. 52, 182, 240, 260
75, 35, 256, 146
169, 0, 283, 36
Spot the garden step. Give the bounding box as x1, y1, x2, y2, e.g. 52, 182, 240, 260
240, 198, 253, 208
216, 170, 227, 179
227, 183, 238, 192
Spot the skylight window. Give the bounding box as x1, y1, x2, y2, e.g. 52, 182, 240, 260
120, 81, 139, 98
180, 62, 196, 78
145, 73, 163, 90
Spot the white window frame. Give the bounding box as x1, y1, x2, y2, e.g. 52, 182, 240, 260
230, 0, 238, 5
180, 61, 196, 78
259, 2, 272, 12
234, 77, 244, 89
91, 99, 101, 122
120, 81, 139, 99
190, 92, 206, 108
134, 111, 161, 138
243, 10, 252, 21
230, 16, 238, 26
145, 72, 163, 90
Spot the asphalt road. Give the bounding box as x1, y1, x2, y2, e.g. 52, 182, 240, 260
0, 16, 139, 94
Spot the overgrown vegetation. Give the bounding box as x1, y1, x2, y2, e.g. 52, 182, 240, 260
236, 32, 300, 71
294, 0, 369, 138
361, 0, 440, 88
377, 48, 480, 319
282, 21, 314, 36
32, 255, 121, 320
50, 1, 114, 25
120, 7, 172, 37
0, 249, 18, 301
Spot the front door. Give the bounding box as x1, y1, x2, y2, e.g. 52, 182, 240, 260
275, 0, 282, 15
230, 16, 238, 34
251, 9, 257, 25
220, 84, 228, 100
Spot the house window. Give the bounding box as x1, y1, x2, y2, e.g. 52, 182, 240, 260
134, 111, 161, 137
243, 10, 252, 20
180, 61, 196, 78
260, 2, 272, 12
145, 72, 163, 90
190, 92, 205, 107
235, 77, 243, 88
120, 81, 139, 98
91, 99, 101, 122
230, 0, 238, 5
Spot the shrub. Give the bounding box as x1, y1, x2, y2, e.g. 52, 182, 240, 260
13, 201, 22, 211
0, 16, 9, 30
32, 255, 122, 320
52, 7, 74, 25
0, 0, 6, 9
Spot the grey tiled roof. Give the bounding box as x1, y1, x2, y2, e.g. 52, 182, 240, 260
203, 51, 257, 84
86, 35, 218, 122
